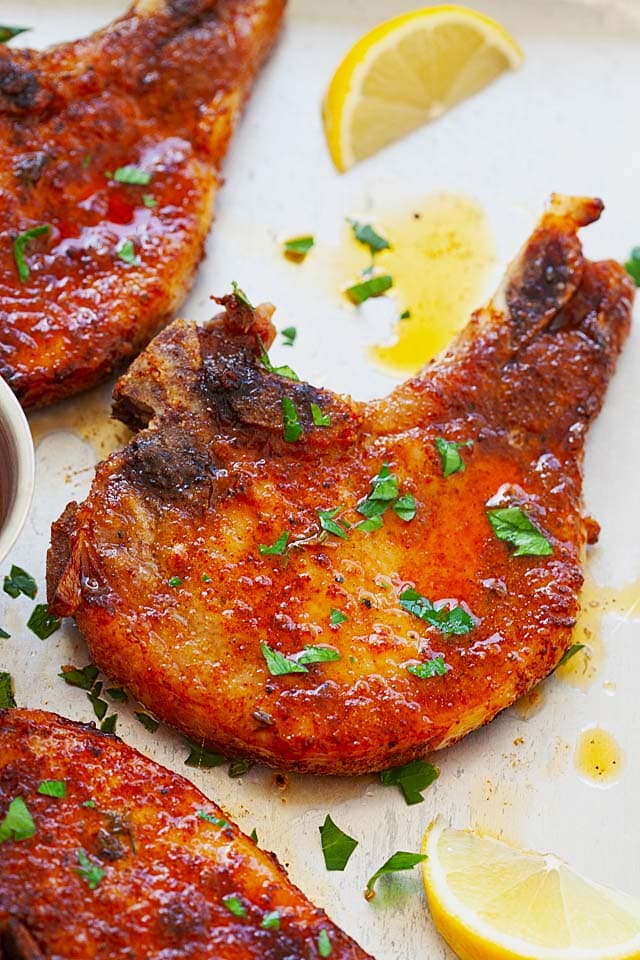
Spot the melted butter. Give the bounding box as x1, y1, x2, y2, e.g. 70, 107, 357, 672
575, 727, 623, 786
513, 684, 547, 720
349, 192, 496, 374
555, 573, 640, 689
29, 382, 131, 461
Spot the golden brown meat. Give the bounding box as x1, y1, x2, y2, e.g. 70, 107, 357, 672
0, 708, 373, 960
47, 195, 634, 775
0, 0, 285, 409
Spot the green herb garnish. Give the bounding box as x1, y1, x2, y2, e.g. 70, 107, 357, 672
116, 239, 137, 265
82, 800, 97, 809
260, 642, 339, 676
318, 506, 349, 540
0, 672, 16, 708
393, 494, 416, 521
168, 576, 183, 587
281, 326, 297, 346
59, 664, 99, 690
434, 437, 468, 477
27, 604, 61, 640
345, 274, 393, 305
365, 851, 426, 896
318, 930, 332, 957
258, 336, 299, 381
0, 25, 30, 43
487, 506, 553, 557
106, 687, 128, 703
184, 739, 226, 769
3, 565, 37, 599
228, 758, 252, 778
319, 814, 358, 871
76, 849, 104, 890
0, 627, 9, 639
283, 235, 315, 262
231, 281, 254, 309
222, 894, 247, 917
297, 645, 340, 665
100, 715, 117, 734
557, 643, 586, 667
197, 810, 231, 829
250, 827, 258, 843
310, 402, 331, 427
260, 910, 280, 930
624, 247, 640, 286
400, 309, 411, 320
380, 759, 439, 805
282, 396, 302, 442
135, 711, 159, 732
0, 797, 35, 842
13, 224, 50, 282
202, 573, 212, 583
142, 194, 157, 208
406, 656, 448, 679
87, 694, 108, 722
330, 608, 347, 626
38, 780, 66, 798
399, 588, 474, 636
113, 165, 151, 186
349, 220, 390, 256
357, 515, 383, 533
259, 532, 290, 557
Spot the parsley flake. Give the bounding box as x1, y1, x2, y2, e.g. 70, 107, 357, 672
400, 309, 411, 320
297, 645, 340, 665
3, 565, 37, 599
113, 165, 151, 186
357, 463, 404, 525
434, 437, 467, 477
283, 235, 315, 262
345, 274, 393, 305
0, 672, 16, 708
168, 576, 183, 587
558, 643, 586, 667
393, 494, 416, 522
184, 739, 226, 769
202, 573, 212, 583
87, 693, 108, 722
106, 687, 128, 703
260, 910, 280, 930
0, 797, 35, 843
76, 849, 104, 890
27, 604, 61, 640
349, 220, 390, 256
116, 239, 137, 265
100, 714, 118, 734
399, 588, 474, 636
406, 656, 448, 679
330, 608, 347, 626
82, 799, 97, 809
357, 515, 383, 533
142, 194, 157, 208
318, 506, 349, 540
222, 894, 247, 917
318, 930, 332, 957
487, 506, 553, 557
319, 814, 358, 871
311, 402, 331, 427
250, 827, 259, 843
281, 326, 297, 346
258, 336, 299, 381
38, 780, 66, 798
260, 642, 308, 676
259, 532, 289, 557
197, 810, 231, 829
365, 851, 426, 896
13, 224, 50, 282
228, 758, 253, 778
380, 759, 439, 805
59, 664, 99, 690
0, 25, 30, 43
0, 627, 9, 639
231, 281, 254, 310
135, 711, 159, 732
282, 396, 302, 442
624, 247, 640, 286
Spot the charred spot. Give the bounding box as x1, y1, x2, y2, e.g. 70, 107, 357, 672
157, 897, 208, 944
13, 151, 50, 187
95, 827, 126, 862
0, 59, 47, 114
0, 919, 46, 960
124, 426, 218, 494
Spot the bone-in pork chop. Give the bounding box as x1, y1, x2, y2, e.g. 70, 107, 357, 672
0, 709, 373, 960
0, 0, 285, 408
47, 196, 634, 774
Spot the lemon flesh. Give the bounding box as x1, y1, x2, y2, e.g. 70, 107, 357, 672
323, 5, 524, 171
422, 822, 640, 960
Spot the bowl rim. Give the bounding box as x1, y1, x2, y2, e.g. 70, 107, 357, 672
0, 378, 35, 563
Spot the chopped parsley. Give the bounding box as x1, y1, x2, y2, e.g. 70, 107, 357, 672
231, 281, 254, 309
297, 646, 341, 665
434, 437, 468, 477
38, 780, 66, 798
319, 814, 358, 871
358, 515, 383, 533
283, 235, 315, 262
135, 711, 159, 732
400, 308, 411, 320
202, 573, 212, 583
357, 463, 415, 527
365, 851, 427, 896
3, 564, 37, 599
393, 494, 416, 521
557, 643, 586, 667
349, 220, 390, 256
82, 153, 92, 169
0, 627, 9, 639
168, 576, 183, 587
259, 531, 290, 556
0, 25, 30, 43
345, 274, 393, 305
142, 194, 157, 208
106, 687, 128, 703
281, 326, 297, 346
318, 930, 332, 957
260, 642, 340, 676
250, 827, 259, 843
222, 894, 247, 917
487, 506, 553, 557
330, 608, 348, 626
406, 656, 448, 679
116, 239, 137, 265
100, 714, 118, 734
399, 588, 474, 636
76, 849, 104, 890
258, 336, 299, 381
113, 165, 151, 186
185, 739, 226, 768
318, 506, 349, 540
59, 664, 99, 690
0, 797, 35, 842
13, 224, 50, 282
197, 810, 231, 829
380, 759, 439, 805
0, 672, 16, 708
87, 693, 108, 722
27, 604, 61, 640
228, 758, 252, 778
624, 247, 640, 286
282, 397, 302, 442
82, 799, 97, 809
260, 910, 280, 930
310, 402, 331, 427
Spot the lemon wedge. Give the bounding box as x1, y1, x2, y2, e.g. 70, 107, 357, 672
421, 820, 640, 960
323, 5, 523, 171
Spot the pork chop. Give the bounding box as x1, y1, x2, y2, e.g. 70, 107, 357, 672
0, 0, 285, 409
47, 195, 634, 775
0, 708, 373, 960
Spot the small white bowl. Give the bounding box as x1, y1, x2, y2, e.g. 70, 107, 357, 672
0, 378, 34, 563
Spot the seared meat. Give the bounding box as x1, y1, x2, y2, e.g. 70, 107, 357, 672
0, 709, 373, 960
0, 0, 285, 408
47, 196, 634, 774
